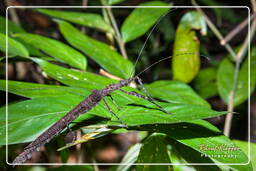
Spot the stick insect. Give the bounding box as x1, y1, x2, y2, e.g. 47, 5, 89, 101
12, 8, 184, 164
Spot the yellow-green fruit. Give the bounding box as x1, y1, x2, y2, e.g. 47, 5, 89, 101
172, 27, 200, 83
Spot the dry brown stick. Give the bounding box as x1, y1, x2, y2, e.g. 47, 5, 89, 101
221, 12, 256, 45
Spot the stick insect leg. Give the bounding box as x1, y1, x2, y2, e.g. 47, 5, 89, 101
119, 87, 171, 115
102, 98, 125, 125
107, 94, 121, 111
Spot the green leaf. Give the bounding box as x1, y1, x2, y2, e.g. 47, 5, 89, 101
0, 80, 90, 99
193, 67, 218, 99
14, 33, 87, 70
136, 133, 173, 170
121, 1, 170, 42
108, 0, 126, 5
0, 16, 26, 34
145, 80, 210, 107
172, 11, 207, 83
1, 95, 112, 145
114, 102, 226, 126
29, 58, 142, 107
36, 9, 113, 33
137, 120, 252, 170
59, 21, 134, 78
117, 143, 142, 171
169, 139, 222, 171
217, 54, 256, 106
233, 140, 256, 169
0, 33, 29, 57
32, 58, 114, 90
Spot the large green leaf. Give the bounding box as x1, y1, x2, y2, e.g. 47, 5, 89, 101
0, 80, 90, 99
217, 54, 256, 106
169, 138, 221, 171
0, 33, 29, 57
36, 9, 113, 33
14, 33, 87, 70
1, 95, 112, 145
145, 80, 210, 107
233, 140, 256, 169
59, 21, 134, 79
121, 1, 170, 43
117, 143, 142, 171
172, 11, 207, 83
0, 16, 26, 34
136, 120, 252, 170
32, 58, 114, 90
113, 102, 226, 126
136, 133, 173, 170
29, 58, 144, 106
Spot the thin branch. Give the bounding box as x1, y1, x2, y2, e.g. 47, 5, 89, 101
5, 0, 20, 25
251, 0, 256, 12
82, 0, 88, 6
104, 6, 128, 59
224, 17, 256, 136
221, 12, 256, 45
99, 69, 136, 88
192, 0, 237, 61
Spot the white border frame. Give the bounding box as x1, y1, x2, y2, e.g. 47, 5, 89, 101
5, 5, 251, 166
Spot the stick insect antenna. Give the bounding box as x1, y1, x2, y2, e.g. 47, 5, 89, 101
134, 53, 211, 78
129, 7, 178, 77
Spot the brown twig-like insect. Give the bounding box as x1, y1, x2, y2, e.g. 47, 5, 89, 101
12, 56, 173, 164
12, 8, 183, 164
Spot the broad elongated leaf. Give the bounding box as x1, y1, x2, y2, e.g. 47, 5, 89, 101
14, 33, 87, 70
169, 139, 221, 170
145, 80, 210, 107
121, 1, 170, 42
0, 80, 90, 98
136, 120, 252, 170
32, 58, 114, 90
1, 95, 112, 145
37, 9, 113, 33
0, 33, 29, 57
172, 11, 207, 83
117, 143, 142, 171
59, 21, 134, 79
113, 102, 226, 126
0, 16, 26, 34
31, 58, 144, 107
233, 140, 256, 169
193, 67, 218, 99
0, 17, 46, 57
136, 133, 173, 170
217, 55, 256, 106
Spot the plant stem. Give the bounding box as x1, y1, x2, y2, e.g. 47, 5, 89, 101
224, 15, 256, 136
192, 0, 255, 136
102, 4, 128, 59
192, 0, 237, 60
221, 12, 256, 45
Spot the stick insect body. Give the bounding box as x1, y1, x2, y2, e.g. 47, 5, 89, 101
12, 8, 179, 164
12, 57, 173, 164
